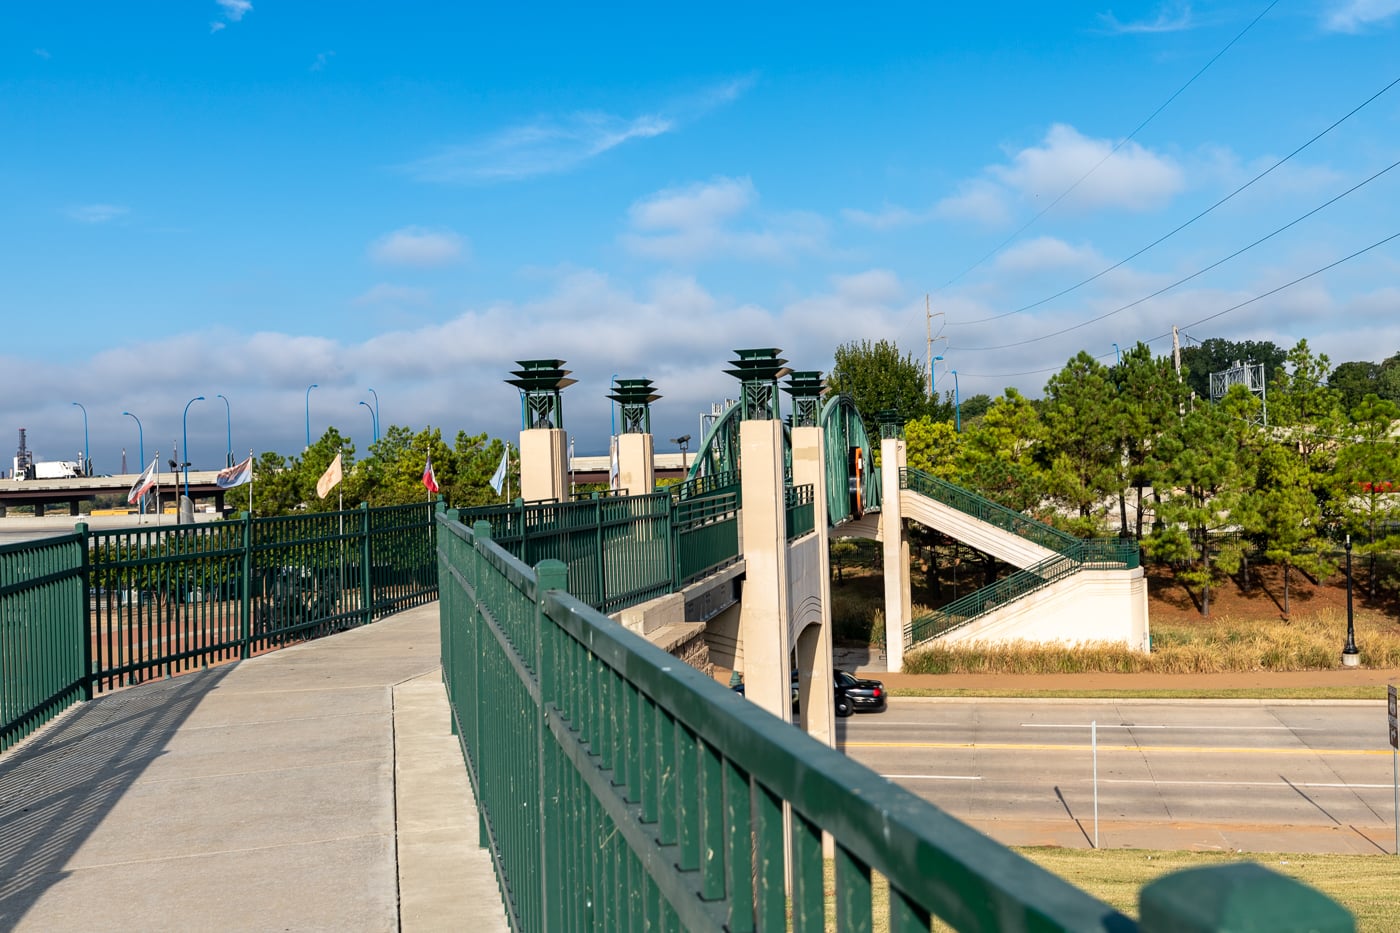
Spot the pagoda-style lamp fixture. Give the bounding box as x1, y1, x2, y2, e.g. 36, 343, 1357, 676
606, 379, 662, 434
783, 371, 825, 428
506, 359, 577, 430
724, 348, 791, 421
876, 408, 905, 439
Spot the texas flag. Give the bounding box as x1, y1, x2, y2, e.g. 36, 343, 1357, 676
127, 458, 158, 505
422, 452, 440, 494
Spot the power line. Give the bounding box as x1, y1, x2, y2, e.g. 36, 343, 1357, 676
938, 0, 1280, 292
954, 229, 1400, 381
953, 156, 1400, 351
949, 71, 1400, 326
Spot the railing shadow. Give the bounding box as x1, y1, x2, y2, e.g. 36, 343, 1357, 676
0, 666, 232, 927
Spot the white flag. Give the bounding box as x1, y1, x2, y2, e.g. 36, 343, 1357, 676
489, 447, 509, 495
316, 452, 343, 499
216, 455, 253, 489
608, 436, 619, 491
127, 458, 158, 505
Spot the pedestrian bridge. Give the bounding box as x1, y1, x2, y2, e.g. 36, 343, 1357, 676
0, 351, 1342, 930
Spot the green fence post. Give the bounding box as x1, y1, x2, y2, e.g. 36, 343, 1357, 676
535, 558, 568, 933
1140, 863, 1352, 933
360, 502, 372, 624
76, 521, 93, 701
239, 511, 252, 659
472, 520, 492, 849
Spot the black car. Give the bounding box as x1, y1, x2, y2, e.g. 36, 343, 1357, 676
732, 669, 886, 718
833, 669, 886, 717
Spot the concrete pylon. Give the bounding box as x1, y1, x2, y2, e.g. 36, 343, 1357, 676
615, 433, 654, 494
737, 419, 792, 721
519, 428, 568, 502
791, 424, 835, 748
880, 437, 911, 673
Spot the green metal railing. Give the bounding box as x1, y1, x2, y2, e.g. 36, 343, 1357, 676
908, 537, 1141, 644
2, 501, 438, 750
1, 534, 87, 752
785, 483, 815, 541
901, 467, 1079, 554
438, 513, 1348, 932
459, 476, 745, 608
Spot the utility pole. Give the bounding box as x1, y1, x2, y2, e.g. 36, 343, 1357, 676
925, 294, 933, 400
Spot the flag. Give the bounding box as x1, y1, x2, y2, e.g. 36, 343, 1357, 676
316, 452, 343, 499
127, 458, 158, 505
608, 435, 619, 490
422, 452, 440, 494
489, 447, 509, 494
215, 455, 253, 489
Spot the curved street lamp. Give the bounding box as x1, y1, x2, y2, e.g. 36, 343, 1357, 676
951, 370, 961, 433
305, 384, 318, 450
359, 401, 377, 445
367, 387, 380, 442
216, 394, 233, 467
71, 402, 89, 475
182, 395, 205, 502
122, 411, 145, 468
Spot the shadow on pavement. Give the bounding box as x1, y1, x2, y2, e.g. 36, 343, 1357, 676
0, 667, 232, 926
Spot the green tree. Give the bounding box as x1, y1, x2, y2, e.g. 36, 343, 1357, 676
1112, 343, 1187, 539
1333, 395, 1400, 598
1243, 442, 1334, 614
954, 388, 1045, 514
1179, 337, 1287, 402
903, 417, 960, 479
827, 339, 930, 429
1040, 352, 1118, 530
1144, 386, 1255, 616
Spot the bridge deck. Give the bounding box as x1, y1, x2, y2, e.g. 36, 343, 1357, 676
0, 601, 506, 932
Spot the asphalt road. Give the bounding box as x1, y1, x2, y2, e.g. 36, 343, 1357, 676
837, 697, 1400, 854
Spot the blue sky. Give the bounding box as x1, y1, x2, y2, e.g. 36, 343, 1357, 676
3, 1, 1399, 471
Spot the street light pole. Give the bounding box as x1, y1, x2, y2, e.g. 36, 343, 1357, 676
122, 411, 145, 468
182, 396, 205, 503
367, 387, 380, 443
71, 401, 89, 475
1343, 534, 1359, 666
670, 435, 691, 472
305, 384, 318, 450
359, 401, 377, 445
216, 393, 232, 467
951, 370, 961, 433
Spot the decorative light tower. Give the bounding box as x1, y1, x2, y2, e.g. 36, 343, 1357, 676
506, 360, 576, 502
783, 371, 825, 429
607, 378, 662, 493
724, 348, 790, 422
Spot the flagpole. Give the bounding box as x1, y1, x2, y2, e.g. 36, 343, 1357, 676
248, 449, 254, 515
155, 450, 161, 527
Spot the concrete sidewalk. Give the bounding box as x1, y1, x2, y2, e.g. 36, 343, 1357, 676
0, 601, 507, 932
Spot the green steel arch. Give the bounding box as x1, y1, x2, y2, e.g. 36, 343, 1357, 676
821, 393, 881, 525
685, 401, 744, 483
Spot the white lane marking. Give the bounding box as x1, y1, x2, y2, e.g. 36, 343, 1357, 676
1019, 723, 1317, 731
1101, 779, 1393, 789
880, 774, 982, 781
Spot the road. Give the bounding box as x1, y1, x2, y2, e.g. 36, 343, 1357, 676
837, 697, 1399, 854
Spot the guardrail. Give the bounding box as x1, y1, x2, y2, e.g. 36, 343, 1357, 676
2, 501, 438, 750
437, 512, 1348, 932
901, 467, 1080, 554
785, 483, 815, 541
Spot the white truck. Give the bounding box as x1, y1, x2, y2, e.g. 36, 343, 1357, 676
31, 460, 85, 480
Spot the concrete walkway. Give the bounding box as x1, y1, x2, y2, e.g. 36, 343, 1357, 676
0, 602, 508, 932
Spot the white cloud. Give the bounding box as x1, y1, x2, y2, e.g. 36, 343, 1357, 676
216, 0, 252, 22
310, 51, 335, 72
1323, 0, 1400, 32
1097, 4, 1194, 34
620, 177, 828, 262
66, 204, 128, 224
400, 78, 749, 184
992, 123, 1185, 212
842, 204, 929, 231
994, 237, 1104, 275
353, 283, 433, 307
935, 179, 1014, 228
368, 227, 467, 267
34, 48, 51, 60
